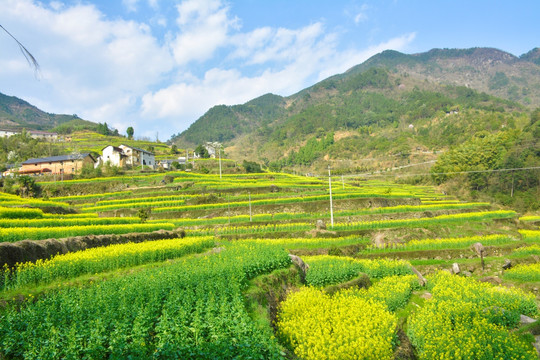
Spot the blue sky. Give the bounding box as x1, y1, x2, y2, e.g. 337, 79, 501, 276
0, 0, 538, 140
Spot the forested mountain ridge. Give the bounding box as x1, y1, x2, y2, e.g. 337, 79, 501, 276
171, 48, 538, 169
346, 47, 540, 107
0, 92, 90, 131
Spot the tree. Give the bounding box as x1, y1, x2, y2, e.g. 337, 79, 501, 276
126, 126, 134, 140
243, 160, 262, 173
195, 144, 210, 158
17, 176, 41, 198
170, 144, 178, 154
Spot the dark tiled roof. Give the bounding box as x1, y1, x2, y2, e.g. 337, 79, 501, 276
28, 130, 57, 135
102, 145, 123, 152
121, 144, 154, 155
22, 153, 95, 165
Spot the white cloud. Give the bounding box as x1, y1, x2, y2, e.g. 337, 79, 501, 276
0, 0, 417, 139
122, 0, 139, 13
354, 4, 370, 24
171, 0, 239, 65
141, 31, 415, 135
0, 0, 174, 120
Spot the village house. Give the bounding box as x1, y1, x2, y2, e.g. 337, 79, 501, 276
19, 153, 96, 175
102, 145, 127, 167
0, 129, 19, 138
27, 130, 58, 141
101, 144, 155, 169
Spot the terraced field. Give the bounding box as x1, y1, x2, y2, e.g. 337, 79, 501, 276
0, 171, 538, 359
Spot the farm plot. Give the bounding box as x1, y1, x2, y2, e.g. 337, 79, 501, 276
0, 172, 538, 359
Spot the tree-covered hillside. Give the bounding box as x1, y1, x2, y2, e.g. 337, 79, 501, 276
171, 48, 539, 170
0, 92, 88, 131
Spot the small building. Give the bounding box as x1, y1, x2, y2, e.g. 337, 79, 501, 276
28, 130, 58, 141
158, 157, 187, 170
119, 145, 155, 169
20, 153, 96, 175
0, 129, 19, 138
102, 145, 127, 168
101, 144, 155, 169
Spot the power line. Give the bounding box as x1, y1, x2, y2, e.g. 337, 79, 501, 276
346, 166, 540, 178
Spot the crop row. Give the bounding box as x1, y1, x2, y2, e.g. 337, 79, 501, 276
277, 287, 397, 360
519, 230, 540, 241
42, 213, 99, 219
80, 199, 186, 213
519, 215, 540, 222
1, 236, 215, 291
150, 192, 417, 214
190, 210, 517, 237
0, 217, 141, 228
331, 210, 517, 231
0, 206, 44, 219
362, 234, 514, 253
51, 191, 134, 202
303, 255, 413, 287
0, 222, 175, 242
511, 244, 540, 257
407, 271, 537, 359
0, 198, 69, 208
504, 263, 540, 282
0, 241, 290, 359
152, 202, 490, 228
253, 236, 370, 250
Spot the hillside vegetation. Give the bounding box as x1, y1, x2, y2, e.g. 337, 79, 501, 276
0, 171, 538, 359
170, 47, 539, 211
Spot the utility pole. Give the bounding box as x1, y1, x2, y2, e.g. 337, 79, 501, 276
328, 165, 334, 227
227, 194, 230, 225
249, 191, 252, 222
219, 147, 222, 179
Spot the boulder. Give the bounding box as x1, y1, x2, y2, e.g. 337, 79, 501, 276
520, 314, 537, 326
471, 242, 485, 257
479, 276, 502, 285
315, 219, 326, 230
452, 263, 460, 274
410, 265, 427, 286
289, 254, 310, 275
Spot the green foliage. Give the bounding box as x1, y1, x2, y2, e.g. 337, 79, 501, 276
17, 175, 41, 198
408, 272, 537, 359
52, 118, 100, 134
242, 160, 262, 173
78, 163, 103, 179
431, 131, 516, 188
171, 93, 286, 146
126, 126, 134, 140
489, 72, 510, 90
0, 242, 289, 359
137, 207, 152, 223
286, 132, 334, 166
0, 133, 62, 165
195, 144, 210, 158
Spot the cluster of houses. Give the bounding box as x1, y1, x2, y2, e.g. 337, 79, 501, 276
0, 129, 72, 142
2, 144, 178, 177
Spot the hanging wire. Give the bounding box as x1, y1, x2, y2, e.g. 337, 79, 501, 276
0, 24, 40, 76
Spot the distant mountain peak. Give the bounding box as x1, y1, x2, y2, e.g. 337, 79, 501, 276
520, 47, 540, 65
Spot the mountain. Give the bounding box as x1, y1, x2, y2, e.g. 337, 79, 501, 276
346, 47, 540, 107
0, 92, 95, 132
170, 47, 540, 174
